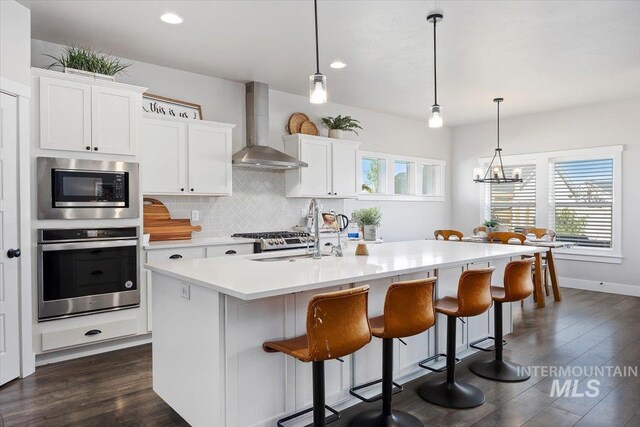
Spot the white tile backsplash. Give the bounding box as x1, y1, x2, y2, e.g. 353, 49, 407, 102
149, 169, 344, 238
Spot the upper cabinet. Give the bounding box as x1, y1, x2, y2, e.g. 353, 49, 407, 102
34, 69, 145, 156
283, 134, 360, 198
141, 116, 234, 196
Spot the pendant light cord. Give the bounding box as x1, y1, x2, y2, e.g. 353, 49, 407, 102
433, 18, 438, 105
496, 100, 500, 149
314, 0, 320, 74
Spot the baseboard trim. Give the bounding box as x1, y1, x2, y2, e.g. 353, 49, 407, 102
35, 333, 152, 367
559, 277, 640, 297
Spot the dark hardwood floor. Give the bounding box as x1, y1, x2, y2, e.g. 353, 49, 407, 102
1, 288, 639, 426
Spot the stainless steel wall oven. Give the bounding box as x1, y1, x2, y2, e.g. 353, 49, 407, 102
38, 227, 140, 321
37, 157, 139, 219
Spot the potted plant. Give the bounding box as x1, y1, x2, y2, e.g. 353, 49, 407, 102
321, 115, 362, 139
353, 207, 381, 241
483, 219, 499, 234
45, 45, 131, 81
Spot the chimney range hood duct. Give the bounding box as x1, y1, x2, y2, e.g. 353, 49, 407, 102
232, 81, 308, 170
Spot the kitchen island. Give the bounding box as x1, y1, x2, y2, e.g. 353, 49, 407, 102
145, 240, 544, 427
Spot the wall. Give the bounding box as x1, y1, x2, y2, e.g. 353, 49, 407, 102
31, 39, 451, 240
451, 97, 640, 289
1, 1, 31, 87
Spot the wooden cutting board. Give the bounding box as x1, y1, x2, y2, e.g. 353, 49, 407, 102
143, 198, 202, 241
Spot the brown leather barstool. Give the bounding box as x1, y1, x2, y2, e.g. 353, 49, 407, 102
470, 259, 534, 382
263, 286, 372, 427
349, 278, 436, 427
417, 267, 495, 409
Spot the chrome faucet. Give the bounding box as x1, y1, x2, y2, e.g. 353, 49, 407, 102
307, 198, 322, 259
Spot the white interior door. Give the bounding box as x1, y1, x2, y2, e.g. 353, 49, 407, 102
0, 92, 20, 386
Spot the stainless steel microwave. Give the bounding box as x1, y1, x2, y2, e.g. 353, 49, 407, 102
37, 157, 139, 219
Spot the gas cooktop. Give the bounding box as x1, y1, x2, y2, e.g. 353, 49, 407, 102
231, 231, 315, 252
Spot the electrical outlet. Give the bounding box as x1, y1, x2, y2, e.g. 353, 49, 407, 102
180, 283, 191, 300
191, 210, 200, 222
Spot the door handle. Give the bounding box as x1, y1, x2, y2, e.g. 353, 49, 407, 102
85, 329, 102, 336
7, 248, 21, 258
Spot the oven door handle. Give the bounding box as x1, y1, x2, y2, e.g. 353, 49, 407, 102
40, 240, 138, 251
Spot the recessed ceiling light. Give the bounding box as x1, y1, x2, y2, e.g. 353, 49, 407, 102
161, 13, 183, 24
330, 61, 347, 69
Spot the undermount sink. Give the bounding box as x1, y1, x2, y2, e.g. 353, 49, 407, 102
251, 253, 330, 262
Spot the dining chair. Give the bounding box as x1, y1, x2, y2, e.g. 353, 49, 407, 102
522, 228, 556, 297
486, 232, 526, 245
434, 229, 464, 241
472, 226, 487, 236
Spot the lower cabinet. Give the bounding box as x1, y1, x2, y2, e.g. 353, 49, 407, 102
144, 243, 253, 332
41, 318, 138, 352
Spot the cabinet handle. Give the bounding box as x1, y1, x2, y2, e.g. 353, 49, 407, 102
85, 146, 91, 151
334, 192, 338, 195
328, 192, 331, 195
169, 254, 183, 259
324, 242, 333, 247
190, 188, 194, 192
180, 188, 185, 192
85, 329, 102, 336
94, 147, 98, 151
225, 250, 237, 255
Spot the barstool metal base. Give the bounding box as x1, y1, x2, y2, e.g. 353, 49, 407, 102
469, 359, 530, 383
417, 380, 485, 409
349, 409, 423, 427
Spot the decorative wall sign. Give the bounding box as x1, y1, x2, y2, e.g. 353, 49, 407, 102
142, 93, 203, 120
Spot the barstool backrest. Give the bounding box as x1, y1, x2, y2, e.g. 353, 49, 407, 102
487, 232, 526, 245
434, 230, 464, 241
306, 286, 372, 362
457, 267, 495, 317
503, 259, 534, 302
382, 277, 436, 338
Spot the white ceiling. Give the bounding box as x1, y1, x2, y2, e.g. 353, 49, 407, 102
19, 0, 640, 126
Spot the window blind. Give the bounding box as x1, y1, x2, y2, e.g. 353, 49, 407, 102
552, 158, 613, 248
488, 164, 536, 231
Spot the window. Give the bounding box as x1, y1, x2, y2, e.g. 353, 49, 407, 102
361, 157, 384, 193
551, 158, 613, 249
359, 151, 445, 201
478, 145, 622, 262
421, 164, 442, 196
488, 164, 536, 231
393, 161, 411, 194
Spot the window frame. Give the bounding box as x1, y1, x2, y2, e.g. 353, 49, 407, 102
358, 150, 446, 201
485, 163, 538, 232
477, 145, 622, 263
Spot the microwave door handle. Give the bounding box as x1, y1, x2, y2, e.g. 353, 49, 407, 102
40, 240, 138, 251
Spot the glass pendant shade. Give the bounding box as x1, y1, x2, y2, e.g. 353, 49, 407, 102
429, 104, 443, 128
309, 73, 327, 104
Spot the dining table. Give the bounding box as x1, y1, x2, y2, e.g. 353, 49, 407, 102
460, 236, 574, 308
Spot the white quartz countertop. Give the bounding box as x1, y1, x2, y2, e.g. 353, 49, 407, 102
144, 237, 255, 250
145, 240, 545, 300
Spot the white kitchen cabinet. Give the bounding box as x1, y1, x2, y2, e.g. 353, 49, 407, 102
188, 123, 233, 195
142, 116, 234, 196
39, 76, 91, 152
91, 86, 139, 155
284, 134, 360, 198
141, 119, 187, 194
34, 69, 145, 155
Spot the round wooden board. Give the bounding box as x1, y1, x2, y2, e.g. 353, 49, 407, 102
288, 112, 309, 134
300, 120, 319, 136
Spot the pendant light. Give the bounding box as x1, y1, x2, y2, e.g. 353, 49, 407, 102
427, 13, 443, 128
309, 0, 327, 104
473, 98, 523, 184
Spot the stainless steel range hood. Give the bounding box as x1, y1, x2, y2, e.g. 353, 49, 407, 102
232, 81, 308, 170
